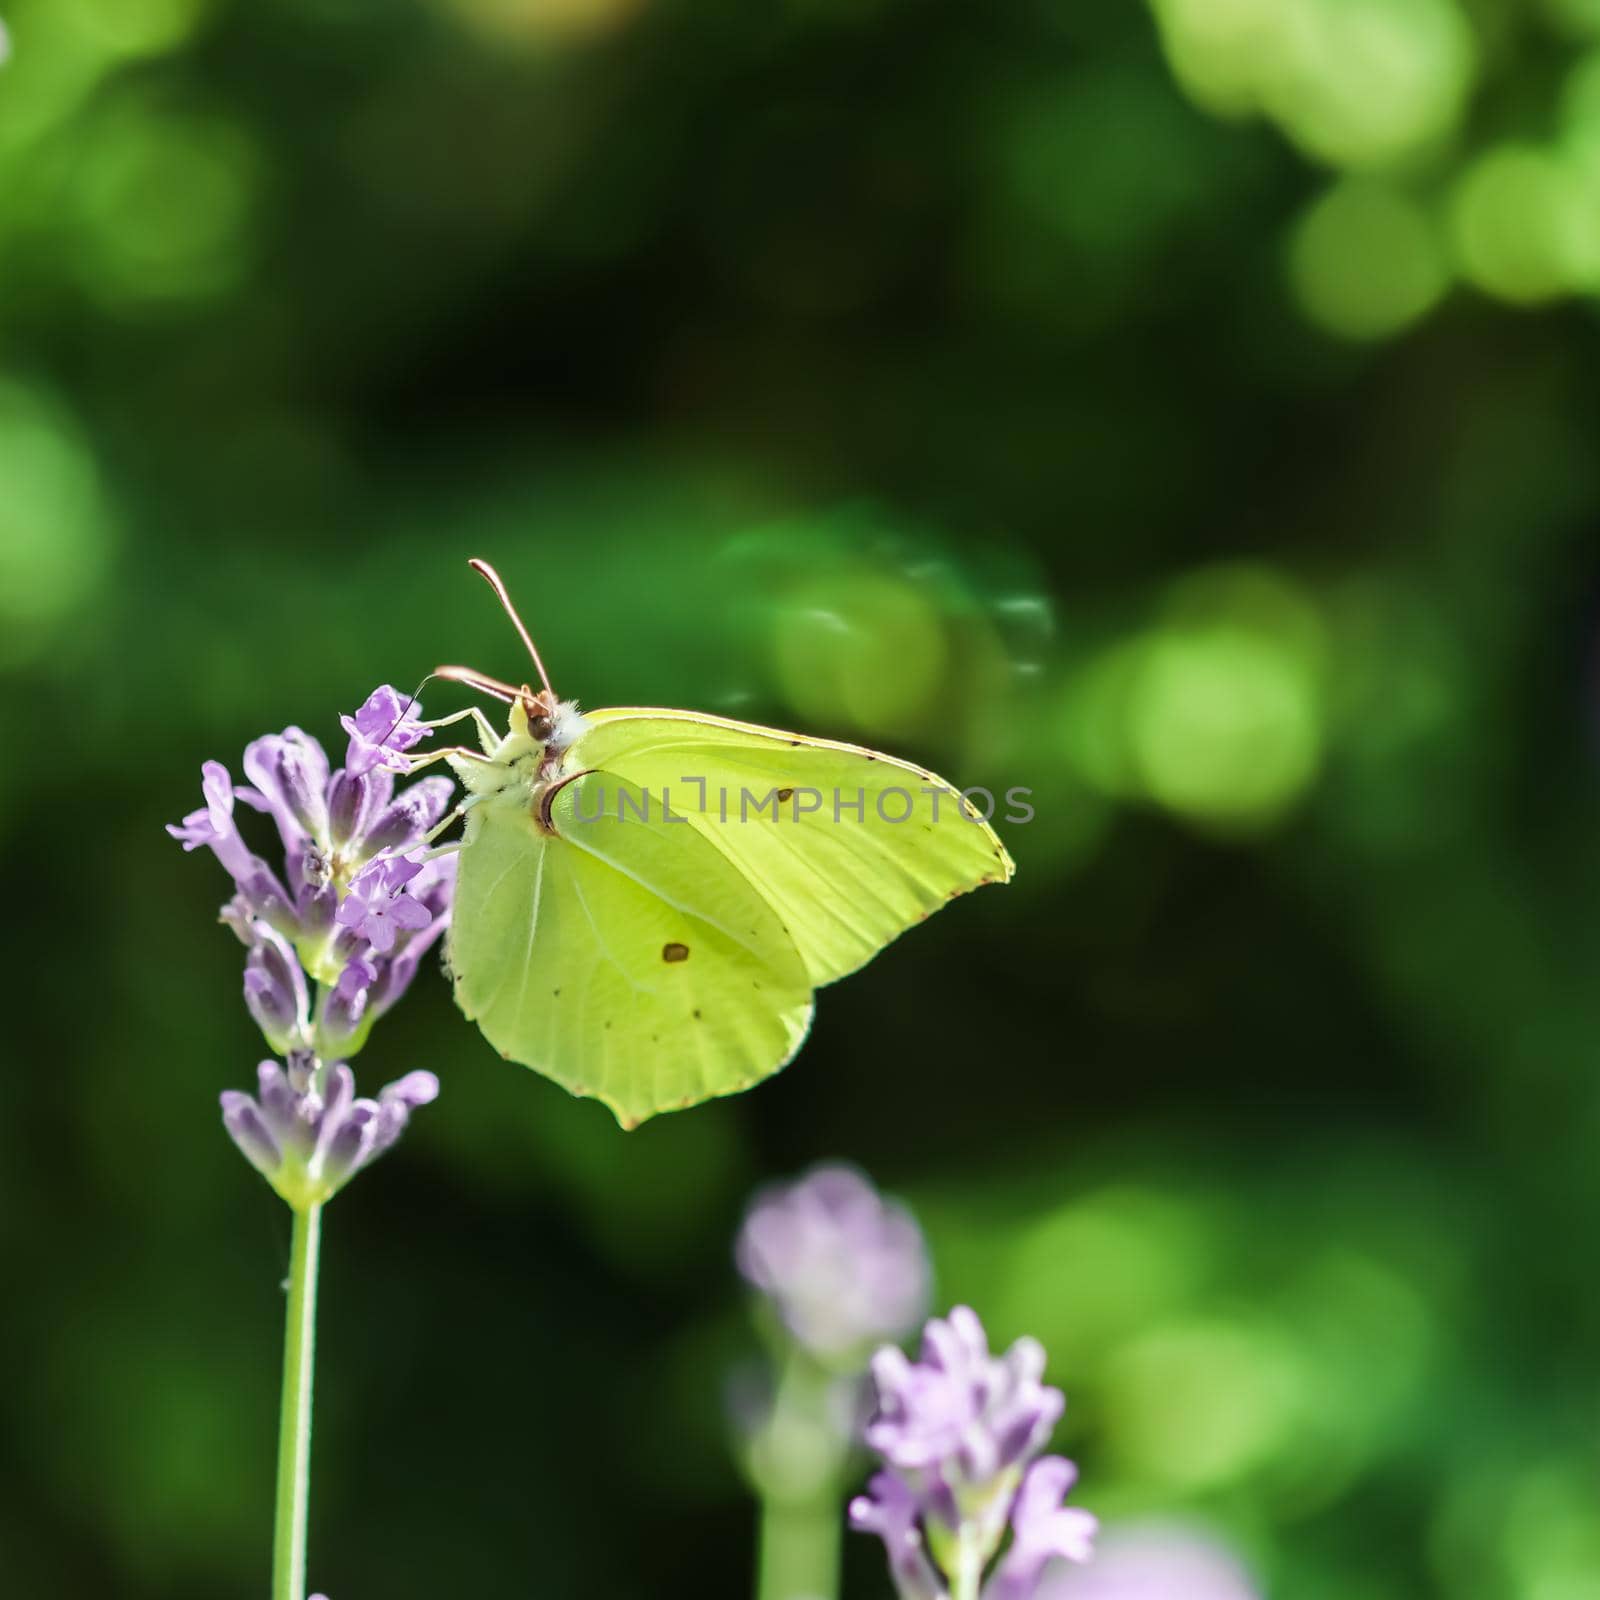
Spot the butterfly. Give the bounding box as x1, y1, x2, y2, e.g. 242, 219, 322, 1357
416, 560, 1014, 1127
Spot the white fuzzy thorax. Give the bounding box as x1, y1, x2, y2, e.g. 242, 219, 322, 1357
548, 700, 590, 753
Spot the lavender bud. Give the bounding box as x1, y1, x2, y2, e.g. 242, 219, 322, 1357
221, 1091, 283, 1179
239, 864, 301, 940
298, 882, 338, 942
284, 1049, 317, 1096
242, 928, 310, 1055
362, 776, 455, 856
367, 919, 447, 1022
256, 1060, 315, 1160
315, 956, 377, 1059
309, 1064, 356, 1171
366, 1070, 439, 1161
737, 1164, 930, 1366
326, 766, 388, 851
317, 1099, 378, 1190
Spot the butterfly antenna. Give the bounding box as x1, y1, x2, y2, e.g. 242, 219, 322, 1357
434, 664, 518, 704
468, 558, 555, 700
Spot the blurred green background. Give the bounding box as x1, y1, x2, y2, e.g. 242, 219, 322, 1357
7, 0, 1600, 1595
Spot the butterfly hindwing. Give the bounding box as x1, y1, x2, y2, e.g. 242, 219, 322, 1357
448, 770, 813, 1127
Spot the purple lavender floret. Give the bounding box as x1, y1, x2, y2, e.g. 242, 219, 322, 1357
736, 1163, 930, 1365
853, 1307, 1095, 1600
337, 855, 433, 954
983, 1458, 1097, 1600
169, 761, 299, 934
850, 1471, 948, 1600
341, 685, 429, 776
240, 727, 330, 855
167, 687, 453, 1061
319, 855, 455, 1058
221, 1059, 439, 1209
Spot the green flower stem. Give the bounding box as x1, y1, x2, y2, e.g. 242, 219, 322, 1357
273, 1202, 322, 1600
753, 1351, 846, 1600
757, 1489, 842, 1600
758, 1487, 843, 1600
951, 1529, 986, 1600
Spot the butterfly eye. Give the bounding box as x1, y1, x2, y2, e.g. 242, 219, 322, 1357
521, 687, 557, 741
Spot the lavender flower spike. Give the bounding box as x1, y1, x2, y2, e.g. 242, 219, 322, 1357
867, 1307, 1064, 1502
854, 1307, 1092, 1600
737, 1163, 930, 1366
221, 1059, 439, 1210
170, 690, 455, 1058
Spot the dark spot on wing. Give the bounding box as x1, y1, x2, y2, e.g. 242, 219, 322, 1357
693, 1008, 702, 1020
663, 942, 690, 962
776, 787, 794, 802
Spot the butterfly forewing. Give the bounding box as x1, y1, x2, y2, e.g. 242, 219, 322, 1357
574, 709, 1015, 987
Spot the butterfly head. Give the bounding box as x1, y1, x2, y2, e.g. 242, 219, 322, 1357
510, 688, 589, 759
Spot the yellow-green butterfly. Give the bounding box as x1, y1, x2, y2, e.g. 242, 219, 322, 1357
416, 559, 1013, 1127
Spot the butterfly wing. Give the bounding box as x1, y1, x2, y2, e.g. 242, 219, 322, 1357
448, 770, 814, 1127
572, 708, 1014, 988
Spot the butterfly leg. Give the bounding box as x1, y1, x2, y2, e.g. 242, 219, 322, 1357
401, 743, 498, 774
420, 705, 501, 756
418, 792, 483, 850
